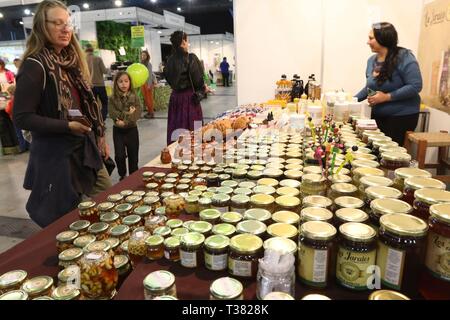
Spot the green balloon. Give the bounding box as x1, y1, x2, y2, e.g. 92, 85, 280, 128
126, 63, 149, 88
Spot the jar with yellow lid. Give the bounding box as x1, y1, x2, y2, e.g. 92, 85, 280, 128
334, 208, 369, 229
78, 201, 99, 223
21, 276, 55, 300
336, 223, 377, 290
142, 171, 154, 183
380, 152, 412, 179
247, 170, 263, 181
413, 188, 450, 222
298, 221, 337, 288
222, 180, 239, 189
263, 292, 295, 300
220, 212, 243, 226
230, 195, 250, 214
279, 179, 301, 189
421, 203, 450, 299
228, 234, 263, 278
369, 198, 412, 230
0, 290, 29, 300
58, 247, 83, 269
188, 221, 212, 237
359, 176, 394, 197
300, 207, 334, 225
393, 167, 432, 191
301, 174, 327, 198
0, 270, 27, 295
200, 209, 222, 225
253, 185, 277, 197
365, 186, 403, 211
377, 213, 428, 296
403, 177, 446, 206
210, 277, 244, 300
212, 223, 237, 238
285, 162, 303, 172
107, 193, 125, 205
180, 232, 205, 268
257, 178, 279, 188
88, 222, 109, 241
143, 270, 177, 300
272, 211, 300, 227
267, 223, 298, 241
204, 235, 230, 271
352, 167, 385, 187
128, 229, 151, 266
275, 195, 301, 213
328, 183, 358, 201
329, 174, 353, 185
164, 194, 186, 219
250, 193, 276, 212
303, 166, 322, 175
145, 235, 164, 260
56, 230, 79, 254
265, 162, 284, 171
276, 187, 300, 198
145, 182, 159, 193
368, 290, 410, 300
114, 203, 133, 218
302, 195, 333, 210
160, 191, 175, 199
334, 196, 365, 212
284, 170, 304, 181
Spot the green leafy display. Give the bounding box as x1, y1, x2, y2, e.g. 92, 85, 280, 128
96, 21, 140, 63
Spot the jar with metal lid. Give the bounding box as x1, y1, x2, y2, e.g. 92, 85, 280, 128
128, 229, 151, 266
229, 195, 250, 214
193, 196, 210, 211
380, 152, 412, 179
132, 206, 152, 221
221, 180, 238, 189
250, 193, 275, 212
88, 222, 109, 241
160, 191, 175, 199
334, 196, 365, 212
177, 164, 189, 174
329, 174, 353, 185
153, 172, 167, 185
303, 166, 322, 175
105, 237, 121, 254
206, 173, 220, 187
359, 176, 394, 198
107, 194, 125, 205
279, 179, 301, 190
244, 208, 272, 225
275, 195, 301, 213
143, 270, 177, 300
220, 212, 243, 226
246, 170, 262, 181
122, 214, 143, 232
368, 290, 410, 300
163, 194, 186, 220
164, 236, 181, 262
334, 208, 369, 229
217, 186, 234, 196
228, 234, 263, 278
298, 221, 337, 288
0, 290, 29, 300
143, 171, 154, 183
210, 277, 244, 300
119, 240, 129, 256
58, 247, 83, 269
236, 220, 267, 238
97, 202, 115, 217
84, 240, 111, 254
336, 223, 377, 290
257, 178, 279, 188
113, 254, 131, 288
100, 211, 121, 229
56, 230, 79, 253
199, 208, 221, 225
232, 169, 247, 182
413, 189, 450, 222
263, 292, 295, 300
109, 225, 131, 243
328, 183, 358, 201
369, 198, 412, 230
213, 223, 237, 237
253, 185, 277, 197
403, 177, 446, 206
21, 276, 55, 300
284, 170, 304, 181
267, 223, 298, 241
302, 195, 333, 211
51, 285, 81, 301
57, 265, 80, 287
264, 237, 297, 256
365, 186, 403, 210
171, 227, 189, 239
145, 235, 164, 260
393, 167, 432, 191
276, 187, 300, 198
74, 234, 96, 249
301, 207, 334, 225
189, 221, 213, 237
211, 194, 231, 213
0, 270, 27, 295
120, 189, 134, 198
219, 174, 231, 182
204, 235, 230, 271
180, 232, 205, 268
69, 220, 91, 236
153, 226, 172, 238
78, 201, 99, 223
352, 167, 385, 187
301, 174, 327, 198
420, 203, 450, 299
115, 203, 133, 218
377, 213, 428, 296
272, 211, 300, 227
159, 183, 174, 194
175, 184, 189, 194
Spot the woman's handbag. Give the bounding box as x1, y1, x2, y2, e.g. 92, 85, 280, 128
103, 157, 116, 176
188, 55, 206, 105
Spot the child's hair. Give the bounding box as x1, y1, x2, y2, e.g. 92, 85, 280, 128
6, 84, 16, 95
113, 71, 135, 99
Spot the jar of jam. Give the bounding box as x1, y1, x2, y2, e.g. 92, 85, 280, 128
58, 247, 83, 269
213, 223, 237, 237
128, 229, 151, 266
244, 208, 272, 225
403, 177, 446, 206
212, 194, 231, 213
153, 172, 167, 185
164, 236, 181, 262
180, 232, 205, 268
210, 277, 244, 300
368, 290, 410, 300
257, 178, 279, 188
336, 222, 377, 291
413, 189, 450, 222
369, 198, 412, 230
120, 189, 134, 198
122, 215, 143, 232
301, 174, 327, 198
144, 215, 166, 234
253, 185, 277, 197
328, 183, 358, 201
365, 186, 403, 211
132, 206, 152, 221
204, 235, 230, 271
276, 187, 300, 198
113, 254, 131, 288
153, 226, 172, 238
352, 167, 385, 187
236, 220, 267, 238
145, 235, 164, 260
301, 207, 334, 225
377, 213, 428, 296
196, 197, 211, 212
206, 174, 220, 187
0, 270, 27, 295
220, 212, 243, 226
97, 202, 115, 217
105, 237, 121, 254
57, 265, 80, 287
115, 203, 133, 218
393, 168, 432, 191
228, 234, 263, 278
272, 211, 300, 226
56, 230, 78, 254
217, 186, 234, 196
267, 223, 298, 241
78, 201, 99, 223
302, 196, 333, 211
230, 195, 250, 214
189, 221, 213, 237
380, 152, 412, 179
298, 221, 337, 288
250, 193, 275, 212
143, 171, 154, 183
279, 179, 301, 190
334, 208, 369, 228
164, 194, 186, 219
329, 174, 353, 185
275, 195, 301, 213
100, 211, 121, 229
0, 290, 29, 300
359, 176, 394, 197
263, 237, 297, 256
21, 276, 55, 300
284, 170, 303, 181
143, 270, 177, 300
88, 222, 109, 241
199, 209, 221, 225
334, 196, 365, 211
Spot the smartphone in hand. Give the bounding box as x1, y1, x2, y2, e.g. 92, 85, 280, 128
367, 88, 377, 97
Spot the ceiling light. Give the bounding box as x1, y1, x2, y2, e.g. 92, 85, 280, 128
0, 13, 4, 19
210, 41, 214, 44
151, 0, 157, 3
177, 7, 182, 12
24, 9, 31, 15
216, 42, 220, 45
83, 3, 90, 9
115, 0, 123, 7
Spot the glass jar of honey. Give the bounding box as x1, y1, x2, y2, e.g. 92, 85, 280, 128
145, 235, 164, 261
302, 196, 333, 210
266, 223, 298, 241
78, 201, 99, 223
164, 236, 181, 262
180, 232, 205, 268
250, 194, 275, 212
275, 195, 301, 213
328, 183, 358, 201
228, 234, 263, 279
300, 207, 334, 225
272, 211, 300, 227
204, 235, 230, 271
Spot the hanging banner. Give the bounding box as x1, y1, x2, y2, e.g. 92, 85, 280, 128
131, 26, 145, 48
418, 0, 450, 114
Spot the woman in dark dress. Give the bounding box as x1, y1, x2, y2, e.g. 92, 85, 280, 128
164, 31, 211, 145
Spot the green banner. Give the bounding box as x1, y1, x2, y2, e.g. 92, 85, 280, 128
131, 26, 145, 48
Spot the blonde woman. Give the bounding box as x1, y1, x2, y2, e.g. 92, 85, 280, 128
13, 0, 111, 227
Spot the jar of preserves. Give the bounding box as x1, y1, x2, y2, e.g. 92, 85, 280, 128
244, 208, 272, 225
212, 223, 237, 237
236, 220, 267, 238
107, 194, 124, 205
51, 285, 81, 301
58, 247, 83, 269
328, 183, 358, 201
0, 270, 27, 295
284, 170, 303, 181
302, 196, 333, 211
329, 174, 353, 185
113, 254, 131, 288
205, 174, 220, 187
105, 237, 121, 254
153, 172, 167, 185
230, 195, 250, 214
253, 185, 277, 197
143, 196, 161, 211
377, 213, 428, 296
21, 276, 55, 300
56, 230, 78, 254
143, 171, 154, 183
217, 186, 234, 196
359, 176, 394, 196
220, 212, 243, 226
180, 232, 205, 268
189, 221, 213, 237
100, 212, 121, 229
204, 235, 230, 271
276, 187, 300, 198
221, 180, 238, 189
164, 194, 186, 219
153, 226, 172, 238
403, 177, 446, 206
369, 198, 412, 230
69, 220, 91, 236
122, 214, 143, 231
272, 211, 300, 226
228, 234, 264, 278
393, 168, 432, 191
128, 229, 151, 266
334, 196, 365, 211
88, 222, 109, 241
97, 202, 115, 217
145, 235, 164, 261
114, 203, 133, 218
267, 223, 298, 241
133, 206, 152, 221
160, 191, 175, 199
0, 290, 29, 300
334, 208, 369, 228
109, 225, 131, 243
301, 174, 327, 198
279, 179, 301, 189
164, 236, 181, 262
336, 223, 377, 291
257, 178, 279, 188
171, 227, 189, 240
352, 167, 385, 187
368, 290, 410, 300
211, 194, 230, 213
250, 194, 275, 212
143, 270, 177, 300
120, 189, 134, 198
365, 186, 403, 210
298, 221, 337, 288
84, 241, 111, 254
301, 207, 334, 225
57, 265, 80, 287
275, 195, 301, 214
198, 197, 213, 212
74, 234, 96, 249
413, 189, 450, 222
210, 277, 244, 300
78, 201, 99, 223
380, 152, 412, 179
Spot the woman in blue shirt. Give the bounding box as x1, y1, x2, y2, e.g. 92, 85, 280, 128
355, 22, 423, 145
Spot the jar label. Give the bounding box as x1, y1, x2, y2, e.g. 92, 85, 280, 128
376, 241, 405, 290
425, 231, 450, 282
297, 245, 328, 287
336, 246, 376, 290
180, 250, 197, 268
228, 258, 252, 277
205, 252, 228, 271
231, 207, 246, 214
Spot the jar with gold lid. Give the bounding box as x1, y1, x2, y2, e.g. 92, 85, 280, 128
189, 221, 213, 237
228, 234, 263, 278
250, 193, 275, 212
377, 213, 428, 296
58, 247, 83, 269
232, 169, 248, 182
365, 186, 403, 211
109, 225, 132, 243
78, 201, 99, 223
284, 170, 303, 181
421, 203, 450, 299
115, 203, 133, 218
247, 170, 263, 181
301, 207, 334, 225
164, 194, 186, 219
56, 230, 78, 254
205, 174, 220, 187
328, 183, 358, 201
0, 270, 27, 295
212, 223, 237, 237
301, 174, 327, 198
180, 232, 205, 268
236, 220, 267, 238
143, 270, 177, 300
368, 290, 410, 300
164, 236, 180, 262
253, 185, 277, 197
336, 223, 376, 290
413, 188, 450, 222
88, 222, 109, 241
380, 152, 412, 179
142, 171, 154, 183
211, 194, 231, 213
107, 194, 124, 205
57, 265, 79, 287
113, 254, 131, 288
272, 211, 300, 227
229, 194, 250, 216
303, 166, 322, 175
145, 235, 164, 261
204, 235, 230, 271
267, 223, 298, 241
69, 220, 91, 236
263, 292, 295, 300
0, 290, 29, 300
200, 209, 222, 225
210, 277, 244, 300
279, 179, 301, 189
160, 191, 175, 199
257, 178, 279, 188
74, 234, 96, 249
100, 211, 121, 229
132, 206, 151, 221
302, 195, 333, 210
275, 195, 301, 213
263, 237, 297, 256
334, 208, 369, 228
21, 276, 55, 300
105, 237, 121, 254
265, 162, 284, 171
329, 174, 353, 185
393, 167, 432, 191
403, 177, 446, 206
352, 167, 385, 187
217, 186, 234, 196
84, 240, 111, 253
145, 182, 159, 193
221, 180, 238, 189
298, 221, 337, 288
334, 196, 365, 212
122, 214, 143, 232
276, 187, 300, 198
369, 198, 412, 230
182, 195, 198, 215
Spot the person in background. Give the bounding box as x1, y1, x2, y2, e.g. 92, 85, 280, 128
355, 22, 423, 146
109, 71, 141, 181
0, 59, 15, 90
85, 44, 109, 121
13, 58, 22, 73
220, 57, 230, 87
141, 50, 156, 119
5, 85, 30, 153
164, 31, 211, 146
13, 0, 111, 227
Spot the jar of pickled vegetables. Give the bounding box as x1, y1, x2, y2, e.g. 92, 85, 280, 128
128, 229, 151, 266
78, 201, 99, 223
164, 194, 186, 219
